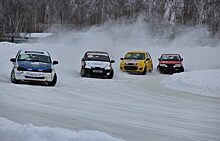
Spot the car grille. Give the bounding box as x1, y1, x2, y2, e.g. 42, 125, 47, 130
124, 66, 138, 70
167, 64, 174, 67
25, 76, 45, 79
92, 67, 103, 70
28, 69, 52, 73
126, 63, 136, 65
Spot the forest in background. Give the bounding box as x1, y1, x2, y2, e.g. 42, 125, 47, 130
0, 0, 219, 39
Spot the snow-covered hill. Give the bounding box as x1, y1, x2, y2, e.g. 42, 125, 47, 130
1, 23, 220, 141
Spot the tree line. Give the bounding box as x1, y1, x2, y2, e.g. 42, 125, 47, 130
0, 0, 219, 38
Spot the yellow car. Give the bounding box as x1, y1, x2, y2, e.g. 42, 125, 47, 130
120, 51, 153, 75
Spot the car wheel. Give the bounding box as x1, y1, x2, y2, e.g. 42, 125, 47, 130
80, 68, 86, 77
142, 67, 147, 75
149, 65, 153, 73
48, 73, 57, 86
11, 70, 19, 84
181, 67, 184, 72
107, 70, 114, 79
157, 66, 162, 74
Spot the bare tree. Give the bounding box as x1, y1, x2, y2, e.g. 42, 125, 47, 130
0, 0, 219, 40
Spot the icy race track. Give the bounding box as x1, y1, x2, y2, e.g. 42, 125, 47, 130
1, 30, 220, 141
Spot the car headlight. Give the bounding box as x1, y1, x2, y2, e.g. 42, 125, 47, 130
174, 64, 182, 67
85, 63, 92, 69
159, 64, 167, 67
43, 69, 52, 73
17, 66, 27, 71
105, 64, 111, 70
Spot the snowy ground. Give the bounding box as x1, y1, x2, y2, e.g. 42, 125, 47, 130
1, 23, 220, 141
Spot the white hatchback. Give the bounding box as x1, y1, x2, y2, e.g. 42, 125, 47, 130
10, 49, 58, 86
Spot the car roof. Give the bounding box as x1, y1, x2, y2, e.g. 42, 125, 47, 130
19, 49, 50, 56
127, 51, 147, 54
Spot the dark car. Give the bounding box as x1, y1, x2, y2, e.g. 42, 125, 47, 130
157, 54, 184, 74
80, 51, 115, 79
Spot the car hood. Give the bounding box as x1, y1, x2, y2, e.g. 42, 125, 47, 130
85, 61, 110, 68
160, 61, 182, 64
18, 61, 52, 71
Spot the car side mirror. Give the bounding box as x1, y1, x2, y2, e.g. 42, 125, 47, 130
146, 58, 150, 61
81, 58, 85, 61
110, 60, 115, 63
158, 58, 161, 61
10, 58, 16, 62
53, 61, 58, 65
120, 58, 124, 60
181, 58, 183, 61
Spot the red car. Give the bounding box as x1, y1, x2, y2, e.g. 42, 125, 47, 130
157, 54, 184, 74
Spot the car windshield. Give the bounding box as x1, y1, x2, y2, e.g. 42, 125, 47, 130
160, 55, 181, 61
18, 54, 51, 63
85, 53, 110, 62
124, 53, 145, 60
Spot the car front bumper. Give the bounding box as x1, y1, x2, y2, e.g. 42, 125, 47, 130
14, 70, 55, 82
120, 65, 145, 73
84, 68, 112, 76
158, 66, 184, 73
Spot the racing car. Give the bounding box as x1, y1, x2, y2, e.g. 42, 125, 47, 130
10, 49, 58, 86
157, 54, 184, 74
120, 51, 153, 75
80, 51, 115, 79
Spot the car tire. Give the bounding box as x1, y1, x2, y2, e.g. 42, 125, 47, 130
80, 68, 86, 77
107, 70, 114, 79
149, 65, 153, 73
142, 67, 147, 75
157, 66, 163, 74
11, 70, 19, 84
48, 73, 57, 86
181, 67, 184, 72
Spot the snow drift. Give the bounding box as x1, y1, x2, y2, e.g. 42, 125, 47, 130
162, 69, 220, 98
0, 117, 124, 141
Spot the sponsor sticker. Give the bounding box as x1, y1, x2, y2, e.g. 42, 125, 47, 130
27, 73, 43, 77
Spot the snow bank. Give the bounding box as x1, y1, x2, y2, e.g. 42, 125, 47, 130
29, 33, 53, 38
0, 117, 125, 141
19, 33, 53, 38
0, 42, 16, 47
162, 69, 220, 97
